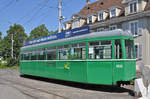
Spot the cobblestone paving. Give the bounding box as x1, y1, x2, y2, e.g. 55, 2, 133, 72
0, 69, 135, 99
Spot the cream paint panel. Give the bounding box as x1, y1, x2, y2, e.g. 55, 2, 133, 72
66, 23, 71, 30
80, 19, 86, 27
116, 8, 121, 16
92, 16, 97, 23
103, 12, 108, 20
141, 0, 147, 11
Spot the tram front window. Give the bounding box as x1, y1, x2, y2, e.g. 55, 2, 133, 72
89, 40, 112, 59
125, 40, 134, 59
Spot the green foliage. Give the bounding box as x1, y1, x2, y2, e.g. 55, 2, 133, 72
0, 31, 2, 40
6, 58, 18, 66
49, 30, 58, 35
0, 24, 27, 66
28, 24, 49, 40
0, 65, 19, 69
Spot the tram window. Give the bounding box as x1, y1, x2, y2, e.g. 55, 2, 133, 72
24, 53, 30, 60
101, 40, 111, 45
47, 46, 56, 50
115, 40, 122, 59
31, 51, 37, 60
58, 45, 69, 60
38, 49, 46, 60
125, 40, 134, 59
89, 40, 112, 59
89, 41, 99, 46
20, 54, 24, 60
71, 43, 86, 59
47, 50, 56, 60
72, 44, 78, 48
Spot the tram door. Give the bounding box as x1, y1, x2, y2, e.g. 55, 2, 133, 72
113, 39, 124, 83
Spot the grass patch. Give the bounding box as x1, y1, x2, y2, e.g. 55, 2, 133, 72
0, 65, 19, 69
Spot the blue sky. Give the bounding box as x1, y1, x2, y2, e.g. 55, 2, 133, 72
0, 0, 97, 37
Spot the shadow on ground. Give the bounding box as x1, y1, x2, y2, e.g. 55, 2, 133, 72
21, 75, 135, 96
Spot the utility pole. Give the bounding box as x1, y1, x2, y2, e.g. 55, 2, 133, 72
58, 0, 62, 33
11, 33, 14, 58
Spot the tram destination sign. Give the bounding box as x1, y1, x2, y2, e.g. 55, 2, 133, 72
24, 25, 90, 46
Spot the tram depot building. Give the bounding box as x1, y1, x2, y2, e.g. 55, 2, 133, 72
63, 0, 150, 70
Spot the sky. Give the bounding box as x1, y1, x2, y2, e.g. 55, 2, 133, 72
0, 0, 97, 37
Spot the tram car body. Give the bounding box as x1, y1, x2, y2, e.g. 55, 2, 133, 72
20, 28, 136, 86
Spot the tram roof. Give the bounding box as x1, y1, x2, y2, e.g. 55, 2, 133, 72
22, 29, 132, 49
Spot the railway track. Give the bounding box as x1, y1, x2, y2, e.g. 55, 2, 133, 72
0, 77, 68, 99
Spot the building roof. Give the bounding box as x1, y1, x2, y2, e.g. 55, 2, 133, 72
78, 0, 124, 17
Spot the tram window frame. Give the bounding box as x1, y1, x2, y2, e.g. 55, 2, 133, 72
125, 39, 135, 59
24, 52, 30, 60
37, 48, 46, 60
58, 45, 70, 60
46, 47, 56, 60
31, 50, 37, 60
88, 40, 112, 59
20, 53, 24, 60
114, 39, 123, 59
71, 43, 86, 60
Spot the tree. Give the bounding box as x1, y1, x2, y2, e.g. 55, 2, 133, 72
49, 30, 58, 35
1, 24, 27, 66
0, 32, 2, 40
28, 24, 49, 40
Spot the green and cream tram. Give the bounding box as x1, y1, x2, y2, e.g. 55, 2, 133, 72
20, 29, 136, 86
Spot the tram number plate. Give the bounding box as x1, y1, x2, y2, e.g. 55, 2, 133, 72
116, 64, 123, 68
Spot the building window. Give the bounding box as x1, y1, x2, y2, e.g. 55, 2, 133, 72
129, 1, 137, 13
110, 8, 116, 18
87, 16, 92, 24
72, 19, 79, 28
97, 28, 104, 32
135, 44, 142, 59
129, 21, 138, 36
109, 25, 117, 30
98, 12, 103, 21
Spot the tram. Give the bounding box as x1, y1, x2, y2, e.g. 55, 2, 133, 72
20, 26, 136, 86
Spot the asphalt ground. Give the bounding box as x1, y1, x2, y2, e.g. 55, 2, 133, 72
0, 69, 135, 99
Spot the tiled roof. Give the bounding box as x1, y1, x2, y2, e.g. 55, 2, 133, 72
78, 0, 124, 17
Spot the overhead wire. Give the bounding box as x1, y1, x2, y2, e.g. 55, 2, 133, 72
23, 0, 50, 25
16, 0, 48, 23
0, 0, 16, 13
36, 6, 57, 25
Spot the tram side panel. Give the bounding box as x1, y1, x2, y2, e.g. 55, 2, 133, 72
86, 61, 113, 85
55, 61, 87, 83
113, 60, 136, 85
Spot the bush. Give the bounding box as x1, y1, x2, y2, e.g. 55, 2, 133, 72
6, 58, 18, 66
